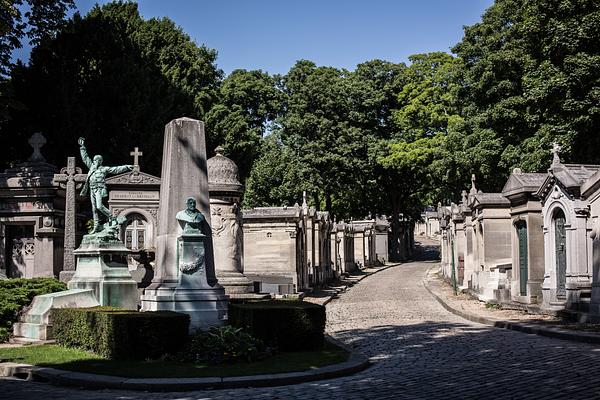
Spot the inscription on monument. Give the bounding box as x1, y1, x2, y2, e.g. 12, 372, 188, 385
109, 191, 160, 201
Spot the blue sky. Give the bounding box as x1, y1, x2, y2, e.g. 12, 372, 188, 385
14, 0, 494, 75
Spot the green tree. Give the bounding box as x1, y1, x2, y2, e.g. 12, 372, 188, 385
452, 0, 600, 190
394, 52, 462, 140
244, 133, 303, 208
206, 69, 282, 179
0, 0, 74, 125
4, 1, 221, 174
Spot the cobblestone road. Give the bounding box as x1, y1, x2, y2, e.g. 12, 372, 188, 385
3, 240, 600, 399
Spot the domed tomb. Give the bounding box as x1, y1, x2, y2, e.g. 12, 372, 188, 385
207, 146, 254, 296
207, 146, 244, 197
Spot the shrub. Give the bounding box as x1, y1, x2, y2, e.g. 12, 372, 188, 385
51, 307, 190, 360
181, 325, 265, 365
229, 300, 326, 351
0, 278, 67, 342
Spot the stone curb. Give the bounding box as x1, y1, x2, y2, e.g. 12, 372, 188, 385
315, 262, 403, 307
423, 267, 600, 345
0, 336, 370, 391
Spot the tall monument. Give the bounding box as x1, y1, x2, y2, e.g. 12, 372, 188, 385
208, 146, 254, 295
66, 138, 138, 309
141, 118, 228, 330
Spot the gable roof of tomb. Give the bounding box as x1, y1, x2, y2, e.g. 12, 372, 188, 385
242, 206, 303, 220
105, 171, 161, 186
501, 172, 546, 199
581, 169, 600, 199
470, 192, 510, 208
536, 163, 600, 202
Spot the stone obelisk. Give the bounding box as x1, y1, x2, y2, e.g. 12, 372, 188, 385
141, 118, 228, 331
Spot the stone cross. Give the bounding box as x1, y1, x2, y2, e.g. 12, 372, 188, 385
54, 157, 87, 281
28, 132, 47, 162
551, 142, 562, 166
130, 147, 143, 172
469, 174, 477, 195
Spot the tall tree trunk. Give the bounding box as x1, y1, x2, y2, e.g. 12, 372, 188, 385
325, 192, 332, 213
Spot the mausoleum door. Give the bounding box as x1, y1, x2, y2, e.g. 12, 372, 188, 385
6, 225, 35, 278
124, 214, 148, 251
516, 221, 528, 296
554, 209, 567, 297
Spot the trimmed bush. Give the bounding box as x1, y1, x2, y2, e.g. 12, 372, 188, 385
182, 325, 266, 365
0, 278, 67, 342
229, 300, 326, 351
51, 307, 190, 360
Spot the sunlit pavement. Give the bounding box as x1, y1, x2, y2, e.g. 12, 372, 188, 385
2, 240, 600, 399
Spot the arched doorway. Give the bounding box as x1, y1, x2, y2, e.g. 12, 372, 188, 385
516, 220, 528, 296
553, 208, 567, 297
123, 213, 149, 251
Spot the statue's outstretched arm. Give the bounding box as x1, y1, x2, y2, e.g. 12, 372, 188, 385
107, 164, 134, 175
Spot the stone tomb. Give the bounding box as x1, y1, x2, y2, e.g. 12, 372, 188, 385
242, 205, 306, 294
0, 133, 84, 279
469, 190, 512, 302
502, 168, 546, 304
537, 150, 599, 312
331, 221, 355, 275
105, 147, 160, 254
105, 147, 160, 294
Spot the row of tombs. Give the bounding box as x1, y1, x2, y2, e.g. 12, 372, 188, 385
0, 132, 413, 299
433, 145, 600, 320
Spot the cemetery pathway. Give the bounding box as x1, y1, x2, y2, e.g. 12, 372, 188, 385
4, 239, 600, 399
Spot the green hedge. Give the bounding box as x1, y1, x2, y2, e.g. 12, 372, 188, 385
229, 300, 325, 351
0, 278, 67, 342
51, 307, 190, 360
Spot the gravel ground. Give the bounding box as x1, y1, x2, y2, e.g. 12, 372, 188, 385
3, 239, 600, 399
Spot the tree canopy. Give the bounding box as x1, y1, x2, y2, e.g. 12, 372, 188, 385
4, 2, 221, 174
2, 0, 599, 250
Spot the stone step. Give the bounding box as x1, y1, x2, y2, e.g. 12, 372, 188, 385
9, 337, 55, 345
12, 322, 52, 341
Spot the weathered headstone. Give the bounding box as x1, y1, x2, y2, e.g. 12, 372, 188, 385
28, 132, 46, 162
53, 157, 86, 282
141, 118, 228, 330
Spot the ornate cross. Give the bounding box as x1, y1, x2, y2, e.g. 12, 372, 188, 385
551, 142, 562, 166
28, 132, 47, 162
54, 157, 87, 279
130, 147, 143, 170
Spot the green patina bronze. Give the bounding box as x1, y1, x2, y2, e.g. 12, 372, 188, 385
78, 137, 133, 243
176, 197, 210, 288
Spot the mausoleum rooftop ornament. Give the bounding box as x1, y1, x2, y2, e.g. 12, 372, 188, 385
551, 142, 562, 167
207, 146, 244, 194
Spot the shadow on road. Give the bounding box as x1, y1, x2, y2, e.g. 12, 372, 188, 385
333, 320, 599, 399
411, 238, 440, 263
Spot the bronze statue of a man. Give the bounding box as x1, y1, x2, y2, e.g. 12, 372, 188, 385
78, 137, 133, 233
176, 197, 206, 234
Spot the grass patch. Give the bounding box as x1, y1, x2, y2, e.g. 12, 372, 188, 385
485, 302, 502, 310
0, 341, 349, 378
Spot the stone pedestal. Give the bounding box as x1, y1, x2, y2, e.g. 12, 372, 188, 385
12, 289, 99, 341
142, 233, 227, 330
67, 240, 138, 310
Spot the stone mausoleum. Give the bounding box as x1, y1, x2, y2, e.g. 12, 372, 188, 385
0, 133, 85, 279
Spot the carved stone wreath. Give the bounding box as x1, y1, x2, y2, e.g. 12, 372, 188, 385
179, 248, 206, 275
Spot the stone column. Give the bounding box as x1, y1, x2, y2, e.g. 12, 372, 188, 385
54, 157, 86, 282
141, 118, 227, 330
207, 146, 254, 296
